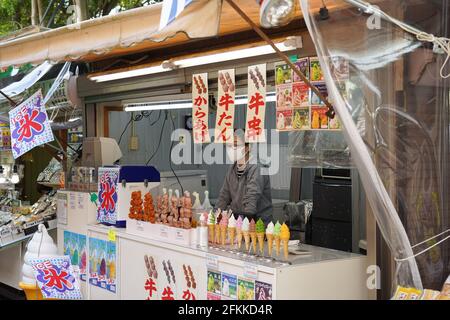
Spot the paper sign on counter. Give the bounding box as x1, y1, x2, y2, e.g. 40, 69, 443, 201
206, 253, 219, 270
243, 262, 258, 279
108, 229, 116, 242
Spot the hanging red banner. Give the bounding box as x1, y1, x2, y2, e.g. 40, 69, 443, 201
245, 64, 266, 143
215, 69, 235, 143
192, 73, 210, 144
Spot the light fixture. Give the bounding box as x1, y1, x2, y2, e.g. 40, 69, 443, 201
10, 165, 19, 184
90, 42, 297, 83
68, 117, 81, 122
235, 93, 276, 105
259, 0, 296, 28
0, 166, 6, 184
124, 93, 276, 112
124, 100, 192, 112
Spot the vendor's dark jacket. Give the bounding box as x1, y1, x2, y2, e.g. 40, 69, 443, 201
215, 162, 273, 225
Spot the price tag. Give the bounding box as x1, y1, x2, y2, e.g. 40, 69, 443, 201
206, 253, 219, 270
243, 262, 258, 279
136, 221, 144, 231
108, 229, 116, 242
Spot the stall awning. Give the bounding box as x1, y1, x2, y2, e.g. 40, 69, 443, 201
0, 0, 342, 68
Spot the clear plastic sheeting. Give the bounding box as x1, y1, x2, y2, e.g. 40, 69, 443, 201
288, 131, 352, 168
299, 0, 450, 291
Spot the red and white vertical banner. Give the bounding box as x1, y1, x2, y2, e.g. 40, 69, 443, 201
192, 73, 210, 144
215, 69, 235, 143
245, 64, 266, 143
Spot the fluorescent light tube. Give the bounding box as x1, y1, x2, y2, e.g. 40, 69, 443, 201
124, 101, 192, 112
91, 43, 295, 82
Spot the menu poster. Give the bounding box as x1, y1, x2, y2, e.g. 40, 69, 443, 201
276, 109, 293, 131
106, 241, 116, 293
207, 270, 221, 295
237, 277, 255, 300
215, 69, 235, 143
221, 272, 237, 300
310, 57, 324, 82
255, 281, 272, 300
192, 73, 210, 144
63, 231, 87, 281
292, 107, 310, 130
310, 82, 328, 105
311, 106, 329, 130
293, 57, 309, 82
275, 63, 293, 85
88, 237, 116, 292
292, 82, 309, 107
245, 64, 266, 143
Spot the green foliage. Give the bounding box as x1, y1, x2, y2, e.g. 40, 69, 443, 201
0, 0, 162, 36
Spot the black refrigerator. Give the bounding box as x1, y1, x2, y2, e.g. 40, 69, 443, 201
306, 169, 353, 252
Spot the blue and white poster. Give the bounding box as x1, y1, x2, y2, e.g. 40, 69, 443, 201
30, 256, 82, 300
9, 90, 54, 159
97, 167, 120, 225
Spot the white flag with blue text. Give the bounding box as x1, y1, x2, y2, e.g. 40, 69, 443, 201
159, 0, 194, 30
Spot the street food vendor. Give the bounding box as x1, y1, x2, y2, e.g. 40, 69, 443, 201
215, 130, 273, 225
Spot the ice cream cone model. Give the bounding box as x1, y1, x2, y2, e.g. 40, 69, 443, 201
215, 212, 222, 244
266, 222, 274, 257
255, 219, 265, 254
220, 213, 229, 245
228, 215, 236, 246
249, 219, 257, 254
273, 221, 281, 256
242, 217, 250, 251
207, 211, 216, 243
236, 216, 243, 249
280, 223, 291, 260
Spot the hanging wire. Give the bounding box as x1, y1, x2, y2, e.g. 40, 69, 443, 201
345, 0, 450, 78
394, 229, 450, 262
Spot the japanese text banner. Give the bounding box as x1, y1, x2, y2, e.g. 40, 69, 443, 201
215, 69, 235, 143
246, 64, 267, 143
192, 73, 210, 144
9, 90, 54, 159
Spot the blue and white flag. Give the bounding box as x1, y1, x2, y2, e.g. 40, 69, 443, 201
159, 0, 194, 30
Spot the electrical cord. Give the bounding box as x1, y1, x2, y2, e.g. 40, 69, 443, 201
168, 111, 184, 194
145, 111, 168, 165
117, 111, 156, 145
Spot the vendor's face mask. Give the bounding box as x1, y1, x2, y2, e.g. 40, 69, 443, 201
226, 145, 246, 163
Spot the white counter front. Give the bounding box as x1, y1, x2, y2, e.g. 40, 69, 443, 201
86, 224, 369, 300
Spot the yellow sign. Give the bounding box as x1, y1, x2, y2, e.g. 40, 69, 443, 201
108, 229, 116, 242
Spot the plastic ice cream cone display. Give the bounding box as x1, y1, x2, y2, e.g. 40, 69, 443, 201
266, 222, 274, 257
20, 224, 58, 300
273, 221, 281, 256
249, 219, 257, 254
280, 223, 290, 260
215, 212, 222, 244
207, 211, 216, 243
220, 213, 229, 245
236, 216, 243, 249
256, 219, 265, 254
228, 215, 236, 246
242, 217, 250, 251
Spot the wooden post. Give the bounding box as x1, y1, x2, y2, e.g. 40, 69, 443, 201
74, 0, 88, 22
31, 0, 38, 26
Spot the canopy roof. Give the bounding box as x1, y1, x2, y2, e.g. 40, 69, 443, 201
0, 0, 346, 68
